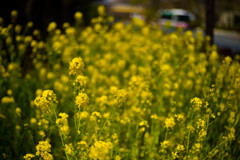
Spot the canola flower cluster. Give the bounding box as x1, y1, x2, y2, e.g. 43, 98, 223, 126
35, 141, 53, 160
69, 57, 85, 76
75, 92, 89, 109
56, 112, 70, 136
24, 141, 53, 160
1, 96, 15, 104
0, 7, 240, 160
34, 90, 58, 114
89, 140, 113, 160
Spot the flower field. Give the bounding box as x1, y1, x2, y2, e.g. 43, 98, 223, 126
0, 6, 240, 160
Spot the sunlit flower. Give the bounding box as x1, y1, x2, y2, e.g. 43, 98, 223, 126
23, 154, 35, 160
190, 97, 202, 109
35, 141, 53, 160
75, 92, 89, 109
69, 57, 84, 76
164, 117, 176, 129
74, 11, 83, 21
97, 5, 106, 16
47, 22, 57, 32
89, 141, 113, 160
34, 90, 58, 114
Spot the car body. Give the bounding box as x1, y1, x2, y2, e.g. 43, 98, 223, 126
158, 9, 195, 30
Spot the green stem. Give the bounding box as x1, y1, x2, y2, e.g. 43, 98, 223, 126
53, 109, 70, 160
186, 110, 194, 155
165, 128, 168, 140
81, 116, 110, 160
77, 108, 81, 133
96, 116, 110, 139
203, 141, 225, 160
74, 113, 77, 132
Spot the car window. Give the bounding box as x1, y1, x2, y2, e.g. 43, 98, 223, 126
161, 14, 172, 20
176, 15, 190, 22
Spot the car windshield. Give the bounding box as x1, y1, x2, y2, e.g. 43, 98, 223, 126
177, 15, 190, 22
161, 13, 172, 20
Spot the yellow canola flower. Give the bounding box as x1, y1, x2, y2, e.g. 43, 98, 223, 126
164, 117, 176, 129
35, 141, 53, 160
77, 140, 88, 151
69, 57, 84, 76
47, 22, 57, 32
61, 75, 69, 83
38, 130, 45, 138
53, 41, 62, 52
16, 107, 21, 117
63, 22, 70, 29
176, 144, 185, 152
36, 89, 43, 96
92, 111, 102, 119
97, 5, 106, 16
196, 119, 206, 129
23, 153, 35, 160
132, 17, 145, 27
8, 63, 19, 71
74, 11, 83, 21
190, 97, 202, 109
80, 111, 89, 119
161, 140, 169, 148
97, 95, 108, 106
34, 90, 58, 114
172, 151, 179, 159
74, 75, 88, 88
56, 112, 70, 136
174, 114, 184, 121
66, 27, 75, 36
65, 143, 74, 156
115, 89, 128, 105
26, 21, 33, 28
1, 96, 15, 104
30, 118, 37, 124
0, 17, 3, 24
139, 120, 149, 128
11, 10, 18, 18
15, 25, 22, 33
33, 29, 40, 36
89, 141, 113, 160
191, 143, 201, 153
75, 92, 89, 109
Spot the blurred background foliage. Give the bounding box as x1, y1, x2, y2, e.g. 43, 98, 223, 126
0, 0, 101, 37
1, 0, 240, 34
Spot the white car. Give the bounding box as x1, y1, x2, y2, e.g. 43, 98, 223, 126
159, 9, 195, 29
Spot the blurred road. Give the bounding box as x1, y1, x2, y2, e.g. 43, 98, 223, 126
214, 29, 240, 54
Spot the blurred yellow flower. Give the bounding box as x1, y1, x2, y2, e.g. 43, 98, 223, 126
164, 117, 176, 129
75, 92, 89, 109
34, 90, 58, 114
74, 11, 82, 21
47, 22, 57, 32
69, 57, 84, 76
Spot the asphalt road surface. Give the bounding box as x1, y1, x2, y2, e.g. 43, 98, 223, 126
214, 29, 240, 54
